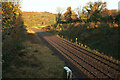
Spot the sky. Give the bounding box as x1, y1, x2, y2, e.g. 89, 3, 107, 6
21, 0, 120, 14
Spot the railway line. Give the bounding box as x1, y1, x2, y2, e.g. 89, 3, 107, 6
31, 28, 120, 79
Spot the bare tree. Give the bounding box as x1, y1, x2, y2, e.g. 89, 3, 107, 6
56, 7, 64, 14
56, 7, 64, 23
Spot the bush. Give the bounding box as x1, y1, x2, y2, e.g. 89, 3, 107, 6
54, 22, 119, 60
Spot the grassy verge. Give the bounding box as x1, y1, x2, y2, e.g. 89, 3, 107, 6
3, 31, 65, 78
34, 25, 47, 28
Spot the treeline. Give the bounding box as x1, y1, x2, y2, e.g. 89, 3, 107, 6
56, 1, 119, 25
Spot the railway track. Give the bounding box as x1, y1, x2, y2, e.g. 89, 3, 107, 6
31, 28, 120, 79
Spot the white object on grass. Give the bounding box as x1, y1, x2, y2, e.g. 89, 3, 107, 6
64, 66, 72, 79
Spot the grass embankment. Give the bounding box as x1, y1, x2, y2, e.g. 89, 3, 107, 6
22, 12, 57, 27
3, 28, 65, 78
48, 23, 120, 61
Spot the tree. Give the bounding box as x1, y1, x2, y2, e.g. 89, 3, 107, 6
63, 7, 72, 21
101, 8, 109, 17
56, 7, 64, 14
83, 1, 106, 22
73, 6, 82, 19
2, 1, 22, 40
115, 14, 120, 25
56, 7, 64, 23
80, 9, 87, 20
2, 2, 21, 29
71, 11, 78, 20
56, 13, 61, 23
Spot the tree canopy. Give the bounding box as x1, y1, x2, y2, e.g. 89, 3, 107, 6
63, 7, 72, 21
83, 1, 106, 22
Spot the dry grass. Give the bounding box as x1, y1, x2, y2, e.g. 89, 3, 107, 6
22, 12, 57, 27
3, 33, 65, 78
26, 28, 35, 34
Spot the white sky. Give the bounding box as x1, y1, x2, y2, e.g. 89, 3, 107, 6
21, 0, 120, 13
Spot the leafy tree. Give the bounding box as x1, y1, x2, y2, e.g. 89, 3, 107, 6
2, 2, 22, 39
71, 11, 78, 20
83, 1, 106, 22
2, 2, 21, 29
80, 9, 87, 19
63, 7, 72, 21
101, 8, 109, 17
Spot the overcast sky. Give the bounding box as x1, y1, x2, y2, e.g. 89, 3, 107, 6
21, 0, 120, 13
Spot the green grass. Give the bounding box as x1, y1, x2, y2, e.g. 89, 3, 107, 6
34, 25, 47, 28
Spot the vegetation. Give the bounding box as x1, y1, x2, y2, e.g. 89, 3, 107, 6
63, 7, 72, 21
3, 29, 65, 78
2, 2, 65, 78
83, 1, 106, 22
2, 1, 27, 76
2, 1, 25, 65
46, 1, 120, 60
57, 23, 119, 60
2, 0, 120, 78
